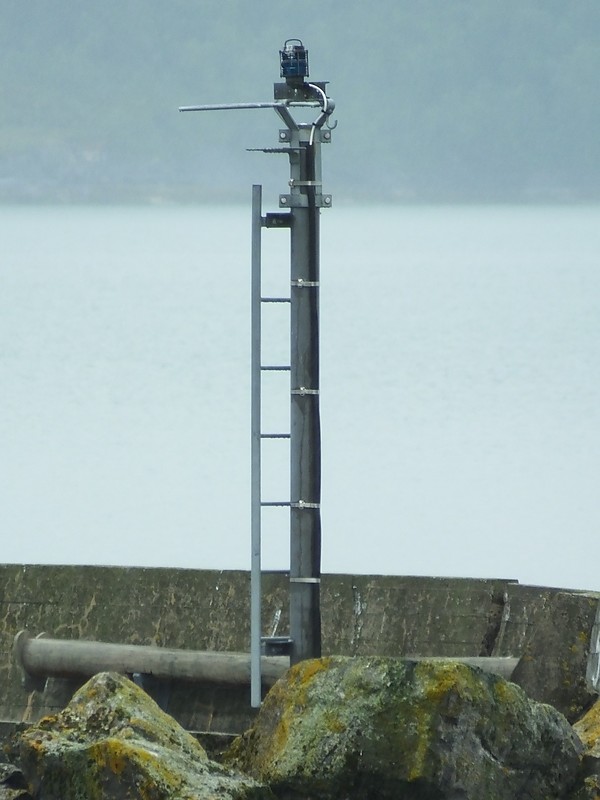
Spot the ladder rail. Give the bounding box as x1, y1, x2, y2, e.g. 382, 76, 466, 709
250, 186, 295, 708
250, 185, 263, 708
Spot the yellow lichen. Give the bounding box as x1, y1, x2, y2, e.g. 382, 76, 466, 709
288, 657, 332, 702
246, 657, 336, 776
574, 700, 600, 756
90, 738, 130, 775
323, 710, 346, 734
408, 708, 430, 782
493, 677, 518, 706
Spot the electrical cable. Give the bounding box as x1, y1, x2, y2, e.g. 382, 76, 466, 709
308, 83, 329, 114
307, 83, 329, 146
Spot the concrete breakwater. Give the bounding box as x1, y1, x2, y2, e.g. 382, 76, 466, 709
1, 564, 599, 734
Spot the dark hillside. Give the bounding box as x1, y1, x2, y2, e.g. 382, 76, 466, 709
2, 0, 599, 202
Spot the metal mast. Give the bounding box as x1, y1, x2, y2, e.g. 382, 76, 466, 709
180, 40, 334, 707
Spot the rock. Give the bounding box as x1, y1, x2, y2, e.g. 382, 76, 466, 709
574, 698, 600, 755
573, 698, 600, 781
227, 656, 583, 800
8, 671, 272, 800
0, 764, 33, 799
569, 775, 600, 800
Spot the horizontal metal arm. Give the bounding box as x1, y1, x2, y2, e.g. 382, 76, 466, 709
178, 101, 320, 112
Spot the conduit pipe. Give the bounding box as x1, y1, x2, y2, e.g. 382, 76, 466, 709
13, 631, 288, 689
14, 631, 519, 690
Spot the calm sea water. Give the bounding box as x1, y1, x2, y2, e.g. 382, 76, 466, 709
1, 204, 599, 591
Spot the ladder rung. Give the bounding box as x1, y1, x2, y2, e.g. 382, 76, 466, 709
261, 433, 291, 439
261, 297, 291, 304
261, 365, 290, 371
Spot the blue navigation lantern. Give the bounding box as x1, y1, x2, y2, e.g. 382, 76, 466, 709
280, 39, 309, 82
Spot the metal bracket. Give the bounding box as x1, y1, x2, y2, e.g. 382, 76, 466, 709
247, 147, 299, 154
263, 212, 291, 228
278, 129, 332, 144
273, 105, 299, 131
273, 80, 328, 102
261, 636, 293, 656
279, 193, 332, 208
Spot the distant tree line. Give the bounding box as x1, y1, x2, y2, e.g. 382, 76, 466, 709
1, 0, 599, 202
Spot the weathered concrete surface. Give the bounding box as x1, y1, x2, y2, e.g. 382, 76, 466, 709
512, 591, 600, 722
8, 671, 272, 800
227, 656, 583, 800
1, 565, 598, 731
0, 566, 281, 733
321, 574, 515, 657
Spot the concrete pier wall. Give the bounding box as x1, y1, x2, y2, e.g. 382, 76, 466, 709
1, 565, 598, 732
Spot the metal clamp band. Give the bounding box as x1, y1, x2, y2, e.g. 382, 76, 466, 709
289, 180, 322, 187
290, 577, 321, 584
291, 279, 319, 288
291, 501, 320, 509
291, 387, 319, 396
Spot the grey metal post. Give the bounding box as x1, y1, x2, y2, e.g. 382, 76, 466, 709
286, 130, 323, 664
250, 184, 262, 706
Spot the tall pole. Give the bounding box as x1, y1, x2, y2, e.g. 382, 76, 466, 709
287, 128, 324, 664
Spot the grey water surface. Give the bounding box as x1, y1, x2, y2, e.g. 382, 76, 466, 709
1, 204, 599, 591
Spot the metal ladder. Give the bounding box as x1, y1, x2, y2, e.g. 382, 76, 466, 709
250, 185, 295, 707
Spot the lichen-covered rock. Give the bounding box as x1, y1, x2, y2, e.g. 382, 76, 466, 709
573, 697, 600, 794
8, 672, 272, 800
0, 763, 33, 799
227, 656, 583, 800
569, 774, 600, 800
574, 699, 600, 759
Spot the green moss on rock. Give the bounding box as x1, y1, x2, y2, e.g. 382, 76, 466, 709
9, 672, 272, 800
227, 656, 582, 800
